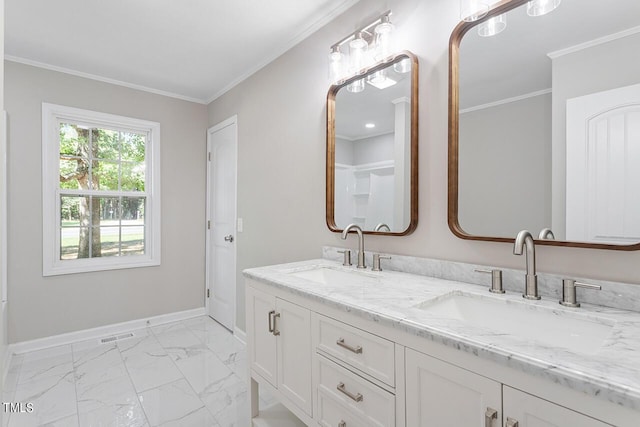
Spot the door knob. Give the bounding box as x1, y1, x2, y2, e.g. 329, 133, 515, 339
224, 235, 234, 243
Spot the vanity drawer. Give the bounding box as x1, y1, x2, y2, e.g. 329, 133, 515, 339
317, 355, 395, 427
317, 389, 368, 427
316, 314, 395, 387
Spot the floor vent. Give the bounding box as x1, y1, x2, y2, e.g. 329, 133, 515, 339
100, 332, 134, 344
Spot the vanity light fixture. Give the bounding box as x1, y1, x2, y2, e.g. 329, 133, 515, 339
347, 78, 365, 93
393, 57, 412, 74
460, 0, 489, 22
527, 0, 561, 16
328, 45, 344, 84
328, 10, 394, 85
478, 13, 507, 37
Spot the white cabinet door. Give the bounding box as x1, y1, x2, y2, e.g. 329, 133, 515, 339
247, 287, 277, 387
503, 386, 610, 427
276, 298, 313, 416
405, 348, 502, 427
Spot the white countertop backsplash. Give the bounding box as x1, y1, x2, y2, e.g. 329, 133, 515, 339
243, 249, 640, 412
322, 246, 640, 313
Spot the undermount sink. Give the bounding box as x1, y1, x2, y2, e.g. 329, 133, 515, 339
413, 291, 614, 354
287, 266, 379, 286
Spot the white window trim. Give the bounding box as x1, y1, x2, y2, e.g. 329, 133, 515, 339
42, 103, 161, 276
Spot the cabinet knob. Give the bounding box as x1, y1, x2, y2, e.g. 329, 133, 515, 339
338, 422, 346, 427
506, 418, 519, 427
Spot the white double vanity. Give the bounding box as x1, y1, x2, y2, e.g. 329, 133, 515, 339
244, 253, 640, 427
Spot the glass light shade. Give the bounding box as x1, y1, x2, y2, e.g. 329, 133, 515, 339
477, 14, 507, 37
347, 78, 365, 93
527, 0, 561, 16
349, 32, 369, 74
328, 46, 344, 84
393, 58, 411, 74
374, 16, 394, 62
460, 0, 489, 22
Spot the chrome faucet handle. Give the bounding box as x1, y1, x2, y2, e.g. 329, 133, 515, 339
475, 269, 504, 294
560, 279, 601, 307
372, 254, 391, 272
337, 249, 352, 266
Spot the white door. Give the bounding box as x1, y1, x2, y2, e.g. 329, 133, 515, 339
566, 83, 640, 244
206, 116, 237, 330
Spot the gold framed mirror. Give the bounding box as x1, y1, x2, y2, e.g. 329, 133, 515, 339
327, 51, 418, 235
449, 0, 640, 250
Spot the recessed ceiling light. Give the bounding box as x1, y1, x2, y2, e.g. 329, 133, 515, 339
365, 123, 376, 129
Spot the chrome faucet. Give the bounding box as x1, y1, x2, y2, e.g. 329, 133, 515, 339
538, 228, 555, 240
341, 224, 366, 268
513, 230, 540, 300
374, 223, 391, 232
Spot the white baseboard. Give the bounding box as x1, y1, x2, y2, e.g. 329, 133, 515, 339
234, 326, 246, 345
9, 307, 206, 355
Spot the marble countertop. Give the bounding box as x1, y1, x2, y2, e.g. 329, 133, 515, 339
243, 259, 640, 412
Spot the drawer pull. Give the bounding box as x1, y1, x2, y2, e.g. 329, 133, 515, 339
485, 407, 498, 427
338, 422, 346, 427
337, 382, 363, 402
336, 338, 362, 354
268, 310, 275, 333
273, 312, 281, 336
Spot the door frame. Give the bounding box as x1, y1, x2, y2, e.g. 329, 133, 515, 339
205, 115, 238, 329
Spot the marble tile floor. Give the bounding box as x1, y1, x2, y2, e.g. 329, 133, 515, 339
3, 316, 276, 427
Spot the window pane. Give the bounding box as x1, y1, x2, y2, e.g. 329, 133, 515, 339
121, 162, 145, 192
92, 128, 119, 160
121, 225, 145, 256
61, 227, 89, 260
121, 132, 146, 162
59, 159, 87, 189
96, 197, 121, 222
93, 161, 119, 191
60, 196, 81, 226
122, 197, 145, 222
59, 123, 89, 157
97, 226, 121, 257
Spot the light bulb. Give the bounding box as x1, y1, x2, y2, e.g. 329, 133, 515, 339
328, 46, 343, 84
349, 32, 369, 75
460, 0, 489, 22
527, 0, 561, 17
374, 15, 394, 62
478, 14, 507, 37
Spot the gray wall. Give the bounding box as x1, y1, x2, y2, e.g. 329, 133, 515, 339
208, 0, 640, 332
353, 133, 394, 165
459, 93, 551, 237
5, 61, 209, 343
551, 33, 640, 239
0, 0, 5, 408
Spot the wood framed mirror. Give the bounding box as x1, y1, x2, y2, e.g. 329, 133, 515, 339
449, 0, 640, 250
327, 51, 418, 235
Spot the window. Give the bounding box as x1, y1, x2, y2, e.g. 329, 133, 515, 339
42, 103, 160, 276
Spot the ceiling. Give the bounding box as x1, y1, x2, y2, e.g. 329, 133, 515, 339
5, 0, 359, 104
459, 0, 640, 109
